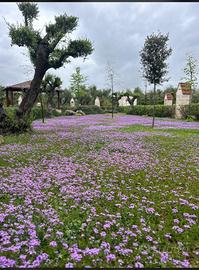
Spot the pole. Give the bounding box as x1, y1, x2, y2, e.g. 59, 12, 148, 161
111, 73, 113, 119
40, 94, 45, 123
152, 82, 156, 128
144, 80, 147, 105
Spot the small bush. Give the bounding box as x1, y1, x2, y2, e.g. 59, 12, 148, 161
1, 107, 31, 134
31, 106, 49, 120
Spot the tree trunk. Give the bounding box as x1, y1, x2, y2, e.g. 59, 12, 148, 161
126, 96, 136, 106
16, 69, 46, 120
152, 83, 156, 128
16, 43, 49, 121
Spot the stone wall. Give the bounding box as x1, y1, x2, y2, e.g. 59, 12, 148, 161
175, 84, 192, 119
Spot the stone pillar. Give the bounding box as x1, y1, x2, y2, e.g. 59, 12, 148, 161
18, 95, 23, 105
175, 83, 192, 119
94, 96, 100, 107
118, 96, 131, 107
70, 98, 75, 108
133, 98, 137, 106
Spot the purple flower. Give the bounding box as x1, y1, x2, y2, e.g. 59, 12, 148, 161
49, 241, 57, 247
161, 252, 169, 263
106, 253, 116, 261
100, 231, 106, 237
135, 262, 144, 268
65, 262, 74, 268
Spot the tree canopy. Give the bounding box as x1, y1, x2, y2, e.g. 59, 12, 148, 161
6, 2, 93, 121
182, 54, 198, 90
140, 32, 172, 85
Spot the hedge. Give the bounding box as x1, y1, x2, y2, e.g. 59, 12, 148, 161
179, 103, 199, 120
126, 105, 175, 118
4, 103, 199, 120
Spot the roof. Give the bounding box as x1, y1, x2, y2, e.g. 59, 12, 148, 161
4, 81, 32, 91
4, 81, 63, 92
178, 82, 192, 95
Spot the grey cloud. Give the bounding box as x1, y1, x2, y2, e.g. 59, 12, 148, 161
1, 2, 199, 92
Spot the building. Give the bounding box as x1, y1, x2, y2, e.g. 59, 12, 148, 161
175, 82, 192, 119
164, 93, 174, 106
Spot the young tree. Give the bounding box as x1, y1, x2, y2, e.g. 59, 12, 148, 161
42, 73, 62, 112
140, 32, 172, 127
106, 63, 116, 118
182, 54, 198, 91
69, 67, 87, 106
3, 2, 93, 126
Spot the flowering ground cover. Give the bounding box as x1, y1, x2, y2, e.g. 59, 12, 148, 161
0, 114, 199, 268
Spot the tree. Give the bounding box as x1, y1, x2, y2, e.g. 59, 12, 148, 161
182, 54, 198, 91
0, 85, 5, 103
2, 2, 93, 128
42, 73, 62, 112
140, 32, 172, 127
70, 67, 87, 106
106, 63, 116, 118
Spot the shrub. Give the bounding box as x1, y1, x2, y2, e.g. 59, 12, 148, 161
1, 107, 31, 134
179, 103, 199, 120
31, 106, 49, 120
78, 105, 104, 115
127, 105, 175, 118
117, 106, 131, 114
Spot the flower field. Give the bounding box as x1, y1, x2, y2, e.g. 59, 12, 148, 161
0, 114, 199, 268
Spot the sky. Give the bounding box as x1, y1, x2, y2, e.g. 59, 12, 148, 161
0, 2, 199, 92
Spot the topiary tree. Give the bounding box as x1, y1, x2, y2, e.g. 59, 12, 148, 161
1, 2, 93, 130
140, 32, 172, 127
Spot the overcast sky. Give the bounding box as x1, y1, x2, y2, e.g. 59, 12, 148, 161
0, 2, 199, 92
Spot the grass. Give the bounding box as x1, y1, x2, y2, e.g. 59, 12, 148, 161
0, 116, 199, 268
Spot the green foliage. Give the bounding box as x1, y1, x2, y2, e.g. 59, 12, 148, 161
182, 54, 198, 90
77, 105, 104, 115
70, 67, 87, 103
30, 106, 49, 120
179, 103, 199, 120
42, 73, 62, 110
18, 2, 39, 27
61, 89, 72, 105
126, 105, 175, 118
46, 14, 78, 37
140, 32, 172, 84
192, 90, 199, 103
2, 107, 31, 134
8, 3, 93, 70
8, 24, 41, 48
42, 74, 62, 90
0, 85, 5, 103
